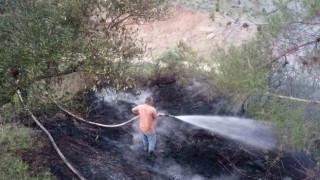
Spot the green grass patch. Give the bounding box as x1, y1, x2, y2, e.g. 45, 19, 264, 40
0, 123, 53, 180
0, 154, 52, 180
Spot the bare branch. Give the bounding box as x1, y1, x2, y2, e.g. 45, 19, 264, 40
257, 39, 319, 69
266, 92, 320, 104
108, 14, 133, 29
265, 9, 279, 16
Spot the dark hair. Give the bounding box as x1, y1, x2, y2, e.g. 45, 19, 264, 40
145, 96, 153, 103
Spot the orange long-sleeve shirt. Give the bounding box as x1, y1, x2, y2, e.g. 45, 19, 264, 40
132, 104, 159, 132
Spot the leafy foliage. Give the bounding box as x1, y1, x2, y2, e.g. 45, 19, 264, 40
0, 0, 169, 106
209, 37, 271, 94
0, 1, 169, 177
132, 42, 205, 85
248, 98, 304, 147
247, 96, 320, 164
208, 0, 320, 155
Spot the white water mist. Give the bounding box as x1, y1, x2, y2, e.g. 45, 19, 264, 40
175, 115, 275, 149
95, 88, 152, 105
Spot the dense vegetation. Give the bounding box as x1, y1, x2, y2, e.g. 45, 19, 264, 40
0, 0, 169, 178
192, 6, 320, 173
209, 0, 320, 155
0, 0, 169, 106
0, 0, 320, 178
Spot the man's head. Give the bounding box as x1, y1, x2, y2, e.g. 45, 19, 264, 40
145, 96, 154, 105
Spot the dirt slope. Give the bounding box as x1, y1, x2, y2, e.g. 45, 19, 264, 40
131, 6, 256, 57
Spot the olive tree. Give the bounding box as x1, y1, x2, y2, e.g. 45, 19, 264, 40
0, 0, 169, 106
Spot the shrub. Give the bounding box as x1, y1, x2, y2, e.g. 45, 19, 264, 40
132, 42, 206, 86
209, 37, 271, 95
247, 97, 320, 154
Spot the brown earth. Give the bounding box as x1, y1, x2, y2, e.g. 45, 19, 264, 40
131, 6, 257, 58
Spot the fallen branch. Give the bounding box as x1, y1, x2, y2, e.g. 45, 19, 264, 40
16, 89, 86, 180
266, 92, 320, 104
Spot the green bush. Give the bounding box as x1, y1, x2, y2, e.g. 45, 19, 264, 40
0, 0, 170, 106
247, 97, 320, 153
209, 38, 271, 94
132, 42, 205, 85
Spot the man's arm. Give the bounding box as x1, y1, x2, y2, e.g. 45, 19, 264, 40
152, 108, 159, 120
132, 106, 140, 115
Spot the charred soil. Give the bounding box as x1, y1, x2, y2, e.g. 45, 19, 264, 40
28, 81, 316, 179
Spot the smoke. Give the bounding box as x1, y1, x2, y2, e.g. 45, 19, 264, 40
158, 162, 208, 180
128, 116, 186, 150
128, 120, 143, 151
95, 87, 152, 105
151, 160, 239, 180
185, 79, 213, 97
212, 174, 239, 180
125, 116, 209, 179
175, 115, 276, 149
94, 87, 265, 178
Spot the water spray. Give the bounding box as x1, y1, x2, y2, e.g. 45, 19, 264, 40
159, 114, 174, 117
160, 114, 276, 150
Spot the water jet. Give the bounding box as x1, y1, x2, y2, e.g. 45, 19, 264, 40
164, 115, 275, 149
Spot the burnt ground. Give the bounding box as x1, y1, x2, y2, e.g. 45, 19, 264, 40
28, 81, 317, 180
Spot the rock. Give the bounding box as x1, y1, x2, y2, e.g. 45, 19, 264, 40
257, 24, 262, 31
206, 32, 215, 39
242, 23, 249, 28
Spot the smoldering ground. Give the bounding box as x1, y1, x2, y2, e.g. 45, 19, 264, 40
38, 81, 317, 179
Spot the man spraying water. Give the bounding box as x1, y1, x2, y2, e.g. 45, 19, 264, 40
132, 96, 163, 158
132, 97, 275, 156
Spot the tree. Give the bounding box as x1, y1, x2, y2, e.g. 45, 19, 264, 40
0, 0, 169, 106
210, 0, 320, 152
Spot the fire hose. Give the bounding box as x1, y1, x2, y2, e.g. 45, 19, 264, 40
16, 86, 149, 180
40, 90, 172, 127
52, 99, 139, 128
17, 84, 173, 179
16, 89, 86, 180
